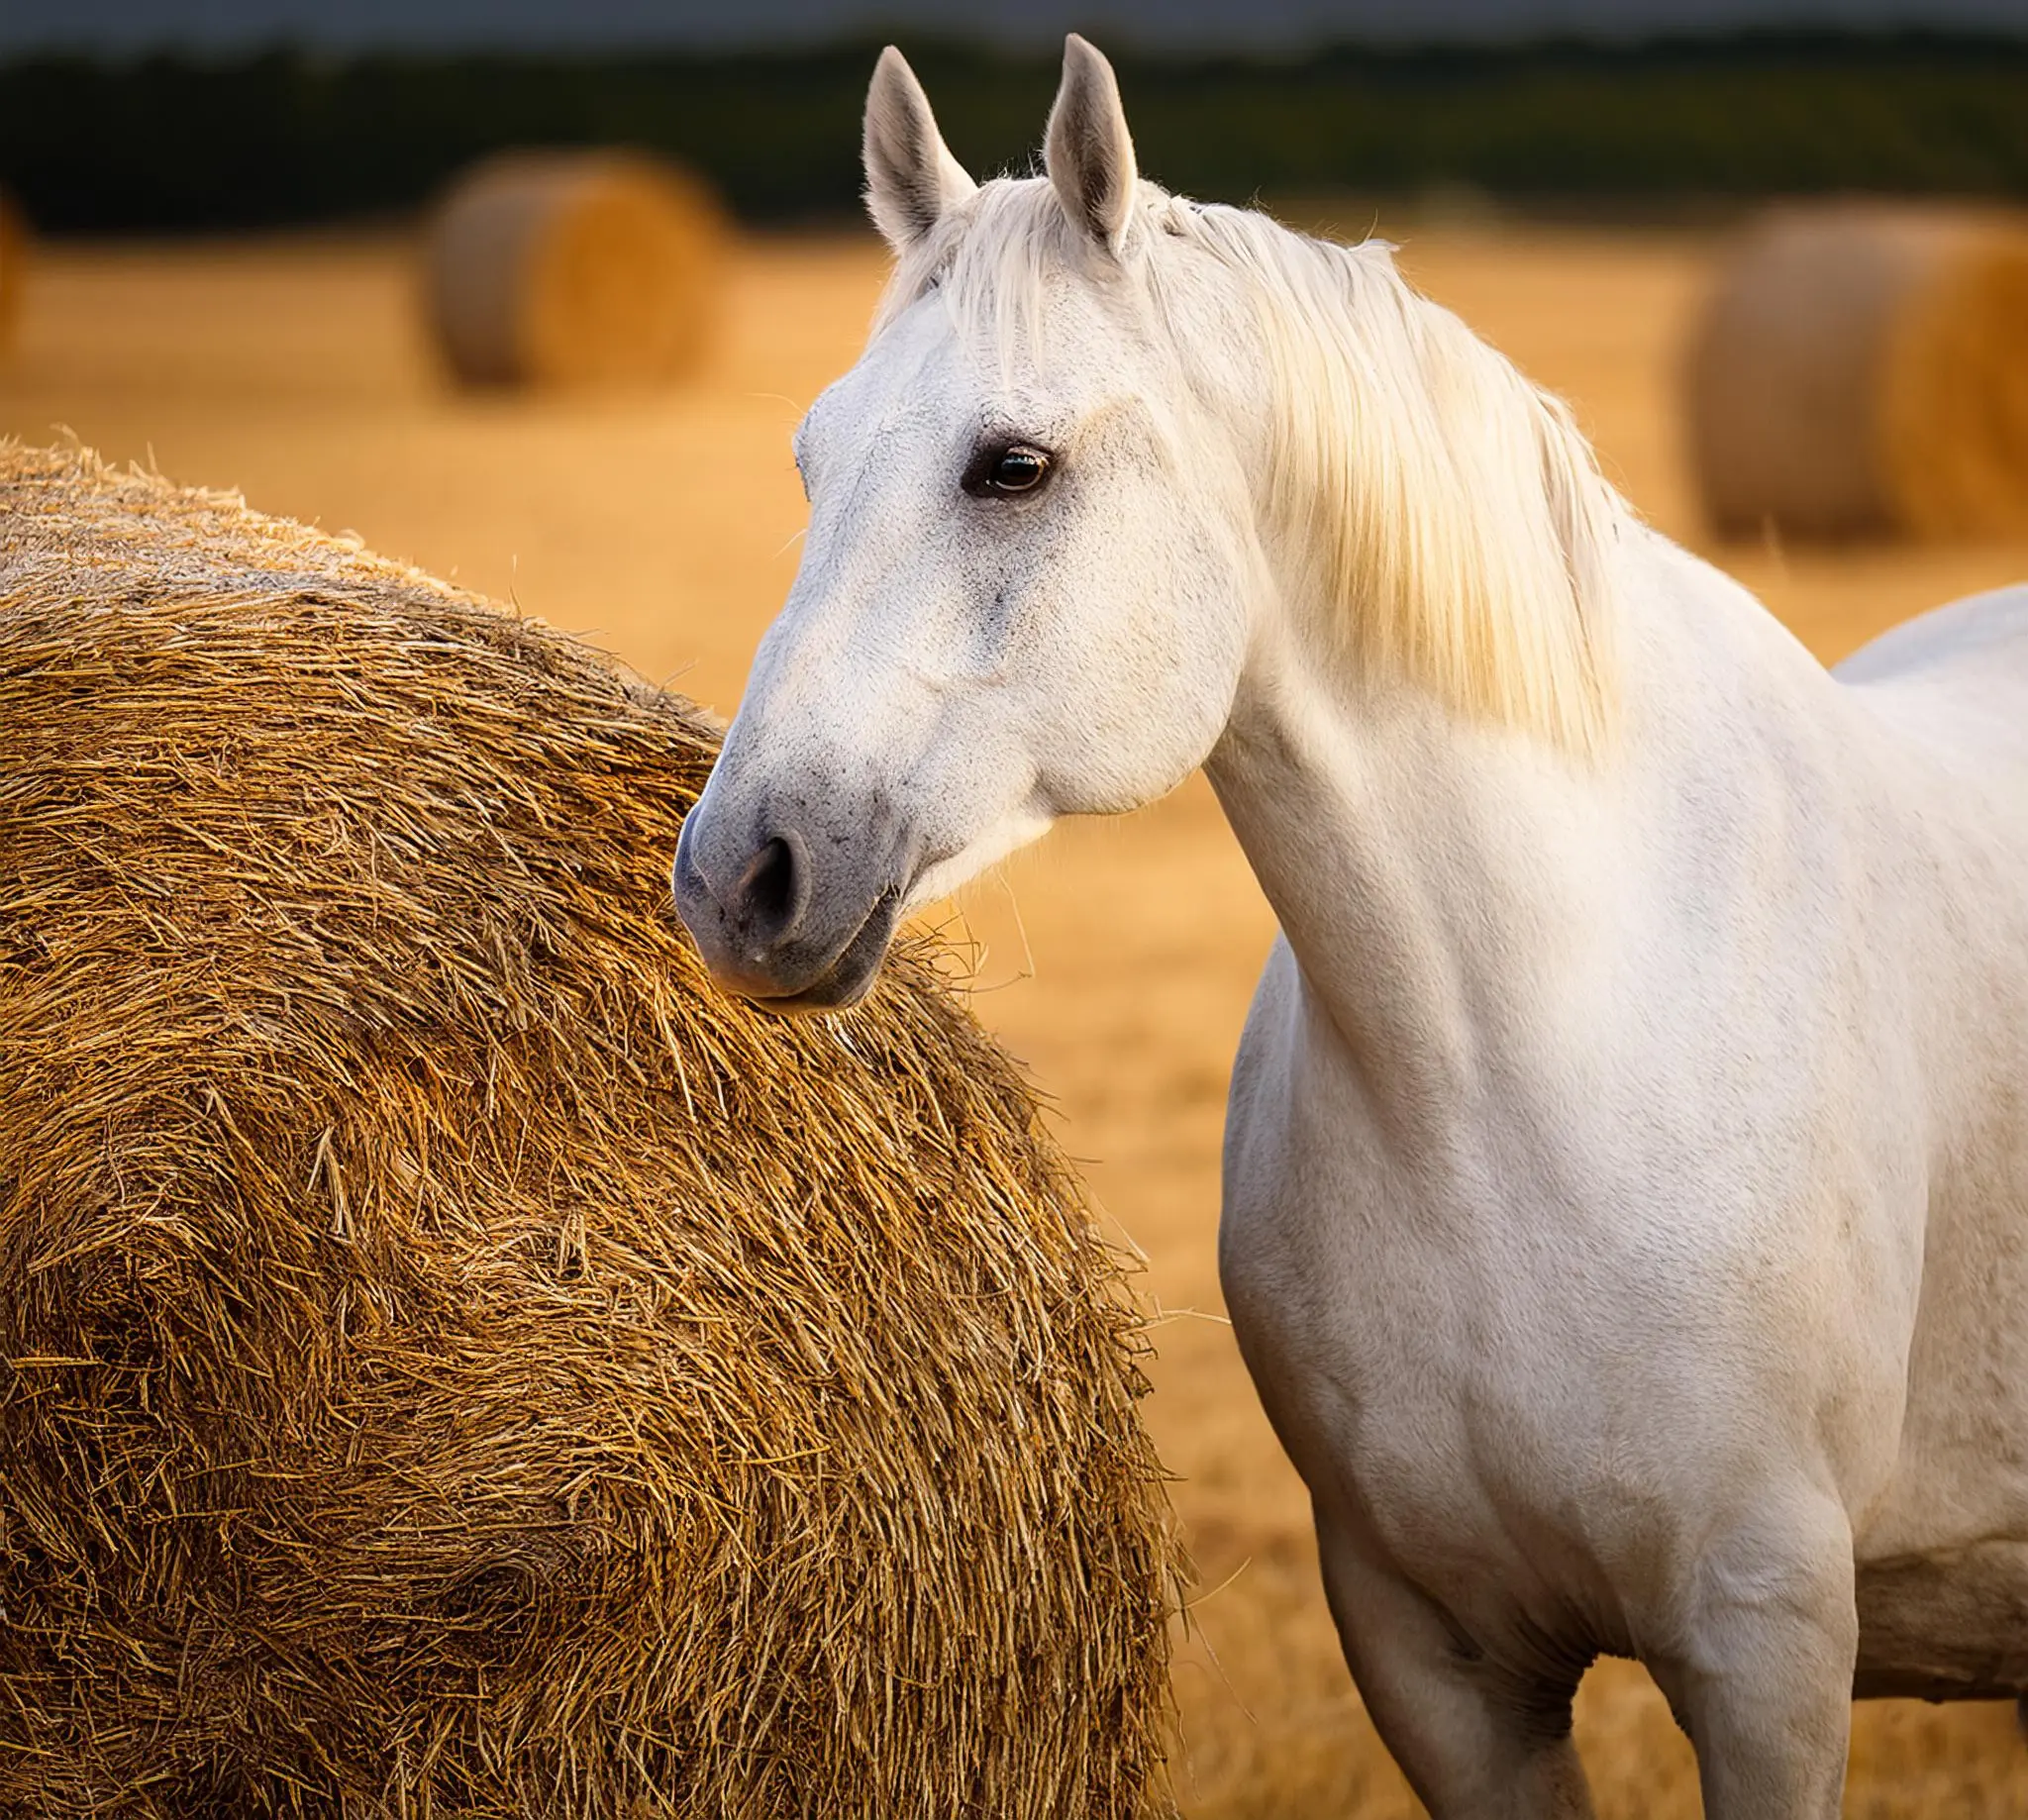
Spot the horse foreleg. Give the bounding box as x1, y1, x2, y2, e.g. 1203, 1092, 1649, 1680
1649, 1500, 1857, 1820
1314, 1508, 1595, 1820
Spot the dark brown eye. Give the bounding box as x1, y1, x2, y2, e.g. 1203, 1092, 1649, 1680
963, 443, 1053, 499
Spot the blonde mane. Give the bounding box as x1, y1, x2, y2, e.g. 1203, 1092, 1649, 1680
873, 179, 1625, 757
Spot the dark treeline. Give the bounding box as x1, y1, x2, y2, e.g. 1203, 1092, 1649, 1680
3, 32, 2026, 234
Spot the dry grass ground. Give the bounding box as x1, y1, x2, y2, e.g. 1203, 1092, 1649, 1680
5, 222, 2027, 1817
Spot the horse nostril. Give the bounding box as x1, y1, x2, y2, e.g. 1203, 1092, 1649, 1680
737, 832, 810, 946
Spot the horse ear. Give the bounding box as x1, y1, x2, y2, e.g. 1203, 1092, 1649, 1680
1045, 34, 1138, 251
863, 46, 976, 253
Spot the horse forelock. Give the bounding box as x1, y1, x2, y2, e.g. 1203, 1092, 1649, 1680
869, 176, 1096, 377
867, 176, 1627, 758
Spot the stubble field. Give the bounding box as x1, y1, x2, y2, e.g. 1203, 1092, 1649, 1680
6, 221, 2027, 1817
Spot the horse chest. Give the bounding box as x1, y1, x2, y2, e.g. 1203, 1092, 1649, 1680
1221, 1151, 1662, 1596
1220, 1197, 1683, 1679
1218, 944, 1786, 1628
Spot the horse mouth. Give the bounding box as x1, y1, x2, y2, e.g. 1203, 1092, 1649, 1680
743, 880, 904, 1017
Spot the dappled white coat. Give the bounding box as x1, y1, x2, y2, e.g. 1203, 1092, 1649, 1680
670, 37, 2028, 1820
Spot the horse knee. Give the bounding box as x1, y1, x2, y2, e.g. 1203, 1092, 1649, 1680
1658, 1512, 1857, 1820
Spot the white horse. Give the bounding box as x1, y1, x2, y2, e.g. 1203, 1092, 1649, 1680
671, 37, 2028, 1817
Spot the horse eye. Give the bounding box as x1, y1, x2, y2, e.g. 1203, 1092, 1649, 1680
963, 443, 1053, 499
992, 447, 1048, 492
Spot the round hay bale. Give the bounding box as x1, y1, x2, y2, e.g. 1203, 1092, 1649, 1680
0, 441, 1177, 1819
1685, 203, 2028, 541
423, 151, 727, 388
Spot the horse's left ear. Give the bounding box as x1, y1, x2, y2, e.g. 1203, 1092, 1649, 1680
1045, 35, 1138, 251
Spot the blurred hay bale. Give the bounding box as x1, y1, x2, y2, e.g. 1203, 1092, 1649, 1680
1685, 203, 2028, 541
0, 441, 1177, 1819
423, 151, 727, 388
0, 189, 26, 355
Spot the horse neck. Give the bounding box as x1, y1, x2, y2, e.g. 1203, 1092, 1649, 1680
1185, 240, 1672, 1146
1202, 560, 1658, 1155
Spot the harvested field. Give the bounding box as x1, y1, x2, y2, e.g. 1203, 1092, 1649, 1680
4, 223, 2027, 1818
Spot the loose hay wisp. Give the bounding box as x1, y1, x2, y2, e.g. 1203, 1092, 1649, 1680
424, 151, 727, 389
0, 442, 1178, 1818
1685, 203, 2028, 541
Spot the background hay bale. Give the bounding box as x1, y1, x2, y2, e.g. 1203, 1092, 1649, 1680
0, 189, 25, 358
0, 441, 1177, 1819
423, 151, 727, 388
1684, 203, 2028, 541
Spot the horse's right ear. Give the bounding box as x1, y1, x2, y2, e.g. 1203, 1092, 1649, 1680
863, 47, 976, 253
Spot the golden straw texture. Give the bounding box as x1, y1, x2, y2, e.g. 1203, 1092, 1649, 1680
1685, 204, 2028, 542
0, 442, 1177, 1818
425, 152, 728, 388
